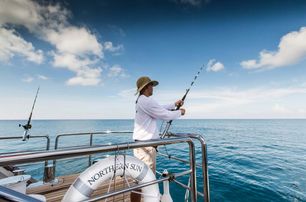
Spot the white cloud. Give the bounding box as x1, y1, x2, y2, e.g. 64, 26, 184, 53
272, 104, 306, 117
52, 52, 95, 71
272, 104, 291, 114
107, 65, 128, 77
118, 88, 136, 98
186, 86, 306, 103
0, 0, 42, 30
37, 75, 48, 80
22, 76, 34, 83
0, 0, 70, 31
0, 0, 125, 86
47, 26, 105, 86
22, 74, 48, 83
149, 84, 306, 118
191, 86, 306, 118
66, 73, 101, 86
241, 27, 306, 70
53, 52, 102, 86
297, 108, 306, 114
206, 59, 224, 72
104, 41, 124, 53
0, 27, 43, 63
46, 27, 102, 57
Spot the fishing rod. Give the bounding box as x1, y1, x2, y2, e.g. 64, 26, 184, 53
19, 87, 40, 141
160, 65, 204, 139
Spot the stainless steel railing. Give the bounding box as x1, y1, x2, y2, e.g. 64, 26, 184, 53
167, 132, 210, 202
88, 169, 193, 202
0, 135, 50, 181
0, 131, 210, 202
53, 131, 133, 174
0, 135, 50, 152
52, 130, 210, 201
0, 137, 198, 202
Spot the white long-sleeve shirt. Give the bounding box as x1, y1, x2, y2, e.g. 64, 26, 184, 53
133, 95, 181, 140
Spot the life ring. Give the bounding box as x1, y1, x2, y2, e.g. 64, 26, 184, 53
62, 155, 160, 202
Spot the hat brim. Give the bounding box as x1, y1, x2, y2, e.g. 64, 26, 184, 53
135, 80, 159, 95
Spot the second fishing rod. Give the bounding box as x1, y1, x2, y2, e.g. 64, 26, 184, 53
20, 87, 40, 141
160, 64, 205, 139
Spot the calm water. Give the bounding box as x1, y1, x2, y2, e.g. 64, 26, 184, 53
0, 119, 305, 201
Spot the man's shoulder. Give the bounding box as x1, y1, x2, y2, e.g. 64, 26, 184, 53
138, 95, 156, 105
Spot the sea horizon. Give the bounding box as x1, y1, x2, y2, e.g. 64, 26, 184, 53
1, 118, 306, 121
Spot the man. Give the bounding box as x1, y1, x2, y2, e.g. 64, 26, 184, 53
131, 76, 185, 201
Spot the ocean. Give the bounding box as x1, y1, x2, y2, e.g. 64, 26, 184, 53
0, 119, 305, 201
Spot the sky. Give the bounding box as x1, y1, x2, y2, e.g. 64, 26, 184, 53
1, 0, 306, 119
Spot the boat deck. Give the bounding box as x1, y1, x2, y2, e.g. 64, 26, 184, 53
27, 174, 137, 202
0, 132, 209, 202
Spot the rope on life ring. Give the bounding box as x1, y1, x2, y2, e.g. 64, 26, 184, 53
62, 155, 160, 202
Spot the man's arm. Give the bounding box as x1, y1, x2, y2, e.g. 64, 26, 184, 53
161, 103, 176, 110
162, 100, 184, 110
139, 98, 183, 121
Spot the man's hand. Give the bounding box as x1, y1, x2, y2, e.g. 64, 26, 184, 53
175, 100, 184, 108
180, 108, 186, 115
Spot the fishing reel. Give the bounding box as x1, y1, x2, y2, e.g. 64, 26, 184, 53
19, 123, 32, 130
19, 123, 31, 141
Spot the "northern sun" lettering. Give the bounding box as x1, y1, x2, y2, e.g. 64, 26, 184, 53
87, 162, 143, 186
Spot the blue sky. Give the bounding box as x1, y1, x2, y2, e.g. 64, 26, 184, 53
1, 0, 306, 119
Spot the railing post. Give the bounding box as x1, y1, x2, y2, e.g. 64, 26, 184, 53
88, 133, 93, 166
188, 140, 197, 202
169, 133, 210, 202
53, 135, 60, 177
201, 137, 210, 202
43, 136, 52, 183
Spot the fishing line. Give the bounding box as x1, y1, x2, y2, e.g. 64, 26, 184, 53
160, 64, 205, 138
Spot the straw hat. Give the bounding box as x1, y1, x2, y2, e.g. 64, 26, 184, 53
135, 76, 159, 95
